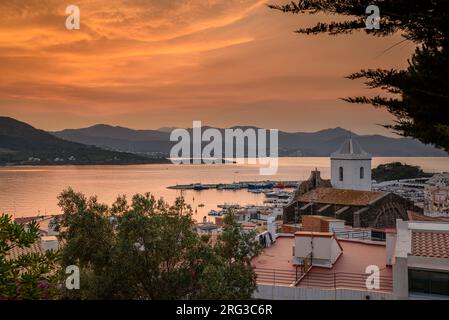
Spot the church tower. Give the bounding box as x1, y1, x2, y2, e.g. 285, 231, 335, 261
330, 138, 372, 191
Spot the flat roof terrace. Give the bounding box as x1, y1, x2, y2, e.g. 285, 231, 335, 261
251, 236, 392, 291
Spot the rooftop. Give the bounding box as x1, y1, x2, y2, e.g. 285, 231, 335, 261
252, 236, 392, 291
331, 138, 371, 159
412, 231, 449, 259
426, 173, 449, 187
408, 211, 449, 222
296, 187, 386, 206
395, 220, 449, 262
252, 236, 297, 271
304, 240, 391, 275
6, 242, 43, 261
14, 215, 54, 224
195, 223, 217, 231
295, 231, 334, 238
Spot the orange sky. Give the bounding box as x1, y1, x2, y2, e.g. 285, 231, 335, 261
0, 0, 414, 135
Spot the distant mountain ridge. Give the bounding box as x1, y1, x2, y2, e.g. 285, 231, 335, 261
52, 124, 448, 157
0, 117, 169, 165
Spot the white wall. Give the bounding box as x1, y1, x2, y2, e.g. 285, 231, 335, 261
294, 236, 342, 268
393, 256, 409, 300
294, 236, 312, 259
311, 237, 332, 263
328, 220, 345, 232
267, 217, 277, 241
386, 232, 396, 266
330, 238, 343, 264
331, 158, 372, 191
41, 236, 59, 252
254, 284, 392, 300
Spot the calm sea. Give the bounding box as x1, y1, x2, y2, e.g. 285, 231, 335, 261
1, 157, 447, 221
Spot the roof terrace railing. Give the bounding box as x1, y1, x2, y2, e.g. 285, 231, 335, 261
253, 267, 393, 292
333, 230, 371, 240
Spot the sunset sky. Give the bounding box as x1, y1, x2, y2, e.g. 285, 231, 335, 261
0, 0, 414, 135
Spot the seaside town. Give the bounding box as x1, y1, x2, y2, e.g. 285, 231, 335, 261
14, 138, 449, 300
1, 0, 449, 310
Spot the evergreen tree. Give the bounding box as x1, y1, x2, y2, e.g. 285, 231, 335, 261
269, 0, 449, 151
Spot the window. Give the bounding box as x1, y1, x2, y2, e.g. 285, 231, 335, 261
409, 269, 449, 296
339, 167, 343, 181
360, 166, 365, 179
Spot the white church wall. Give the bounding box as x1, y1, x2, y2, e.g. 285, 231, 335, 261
331, 158, 372, 191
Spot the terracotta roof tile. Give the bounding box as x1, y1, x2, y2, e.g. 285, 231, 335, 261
6, 242, 43, 261
297, 187, 386, 206
412, 231, 449, 259
408, 211, 449, 222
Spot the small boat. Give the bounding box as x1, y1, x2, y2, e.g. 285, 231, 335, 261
220, 183, 241, 190
263, 198, 290, 205
248, 182, 274, 190
193, 184, 210, 191
264, 190, 292, 198
264, 190, 278, 197
217, 204, 241, 210
208, 210, 223, 216
248, 189, 263, 194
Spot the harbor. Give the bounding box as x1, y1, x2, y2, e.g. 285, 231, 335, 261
167, 180, 299, 191
167, 180, 298, 219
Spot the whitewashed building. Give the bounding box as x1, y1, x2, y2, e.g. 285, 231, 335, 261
424, 174, 449, 217
392, 219, 449, 299
331, 138, 372, 191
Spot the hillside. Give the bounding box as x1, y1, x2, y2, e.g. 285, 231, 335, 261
0, 117, 169, 165
53, 125, 448, 157
372, 162, 433, 182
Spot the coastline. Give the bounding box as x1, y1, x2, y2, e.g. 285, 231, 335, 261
1, 155, 448, 167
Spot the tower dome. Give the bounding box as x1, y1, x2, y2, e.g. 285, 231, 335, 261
330, 137, 372, 191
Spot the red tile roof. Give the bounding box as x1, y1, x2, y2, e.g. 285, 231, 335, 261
297, 187, 386, 206
6, 242, 43, 261
408, 211, 449, 222
14, 214, 61, 225
412, 231, 449, 259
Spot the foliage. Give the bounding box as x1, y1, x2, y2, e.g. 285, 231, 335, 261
54, 188, 261, 300
0, 214, 60, 300
196, 211, 261, 299
269, 0, 449, 151
372, 162, 433, 182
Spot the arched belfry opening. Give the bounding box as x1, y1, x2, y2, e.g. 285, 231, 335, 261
331, 137, 372, 191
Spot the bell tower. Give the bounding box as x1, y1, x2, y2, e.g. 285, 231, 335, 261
330, 137, 372, 191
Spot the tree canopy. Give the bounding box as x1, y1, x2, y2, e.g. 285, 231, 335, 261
54, 188, 261, 300
0, 214, 60, 300
269, 0, 449, 151
372, 162, 433, 182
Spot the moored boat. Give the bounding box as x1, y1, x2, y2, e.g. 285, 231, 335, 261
193, 184, 210, 191
208, 210, 223, 216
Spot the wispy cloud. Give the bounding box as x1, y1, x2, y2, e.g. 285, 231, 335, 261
0, 0, 411, 135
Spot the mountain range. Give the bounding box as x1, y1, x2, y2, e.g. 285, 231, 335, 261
0, 117, 168, 165
1, 117, 446, 166
53, 124, 448, 157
